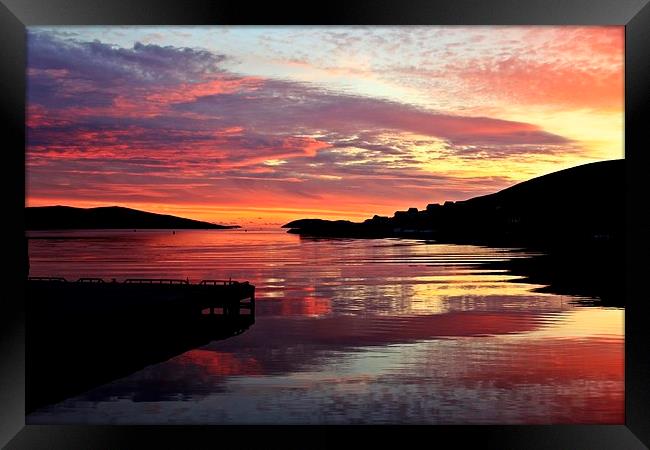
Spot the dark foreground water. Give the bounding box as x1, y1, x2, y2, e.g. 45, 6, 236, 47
26, 229, 623, 424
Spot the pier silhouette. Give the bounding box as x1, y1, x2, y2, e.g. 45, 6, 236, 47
26, 277, 255, 413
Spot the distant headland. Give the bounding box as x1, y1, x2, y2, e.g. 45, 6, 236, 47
283, 159, 625, 304
283, 159, 624, 251
25, 206, 239, 230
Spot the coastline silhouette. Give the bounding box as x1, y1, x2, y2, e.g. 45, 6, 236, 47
284, 159, 624, 304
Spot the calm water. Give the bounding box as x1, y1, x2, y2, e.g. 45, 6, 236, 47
26, 229, 624, 424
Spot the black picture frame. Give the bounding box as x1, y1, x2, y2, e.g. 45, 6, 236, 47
1, 1, 648, 448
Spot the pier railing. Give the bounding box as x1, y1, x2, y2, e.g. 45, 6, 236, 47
27, 276, 67, 282
77, 278, 105, 283
124, 278, 189, 285
199, 279, 244, 286
28, 276, 248, 286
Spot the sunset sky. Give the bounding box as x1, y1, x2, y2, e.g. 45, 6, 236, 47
26, 26, 624, 226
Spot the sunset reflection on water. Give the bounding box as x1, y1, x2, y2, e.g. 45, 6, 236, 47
26, 229, 623, 424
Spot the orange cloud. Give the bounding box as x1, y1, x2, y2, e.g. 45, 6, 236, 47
452, 56, 623, 111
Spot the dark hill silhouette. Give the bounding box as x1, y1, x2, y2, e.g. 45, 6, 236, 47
283, 159, 623, 249
283, 160, 625, 305
26, 206, 239, 230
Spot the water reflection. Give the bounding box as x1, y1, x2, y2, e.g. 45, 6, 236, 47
26, 229, 623, 424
